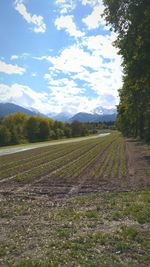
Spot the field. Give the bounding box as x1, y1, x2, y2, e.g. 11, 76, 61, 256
0, 132, 150, 266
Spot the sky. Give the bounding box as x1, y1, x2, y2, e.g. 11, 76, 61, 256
0, 0, 123, 115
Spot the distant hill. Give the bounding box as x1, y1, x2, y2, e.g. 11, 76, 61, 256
69, 112, 117, 123
0, 103, 45, 118
47, 112, 73, 122
0, 103, 117, 122
48, 106, 117, 122
93, 106, 117, 115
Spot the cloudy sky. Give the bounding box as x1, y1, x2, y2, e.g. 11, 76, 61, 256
0, 0, 122, 115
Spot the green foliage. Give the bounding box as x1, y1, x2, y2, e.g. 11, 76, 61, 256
39, 120, 50, 141
64, 127, 72, 138
25, 116, 40, 142
0, 125, 11, 146
71, 120, 89, 137
103, 0, 150, 141
54, 128, 64, 139
0, 111, 114, 146
3, 112, 28, 144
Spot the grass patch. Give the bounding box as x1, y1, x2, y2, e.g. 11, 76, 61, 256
1, 191, 149, 267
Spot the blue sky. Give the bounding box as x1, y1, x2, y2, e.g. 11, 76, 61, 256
0, 0, 122, 115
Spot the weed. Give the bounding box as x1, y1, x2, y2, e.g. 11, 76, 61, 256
85, 210, 99, 219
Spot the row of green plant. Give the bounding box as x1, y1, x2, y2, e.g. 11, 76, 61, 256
0, 134, 120, 183
0, 142, 66, 170
105, 137, 126, 179
84, 135, 125, 182
12, 137, 103, 182
0, 140, 91, 179
0, 138, 81, 167
48, 134, 119, 181
0, 132, 127, 189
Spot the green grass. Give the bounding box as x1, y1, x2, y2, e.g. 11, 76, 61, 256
1, 191, 149, 267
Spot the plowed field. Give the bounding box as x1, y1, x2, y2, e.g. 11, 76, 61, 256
0, 132, 150, 267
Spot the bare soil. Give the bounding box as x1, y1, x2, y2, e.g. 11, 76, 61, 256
125, 139, 150, 190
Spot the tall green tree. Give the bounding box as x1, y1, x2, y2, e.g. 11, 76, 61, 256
3, 112, 28, 144
103, 0, 150, 141
39, 120, 50, 140
25, 116, 40, 142
0, 126, 11, 146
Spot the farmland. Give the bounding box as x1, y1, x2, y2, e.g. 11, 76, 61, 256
0, 132, 150, 266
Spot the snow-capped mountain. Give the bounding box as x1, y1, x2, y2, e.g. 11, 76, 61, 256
68, 106, 117, 123
0, 102, 117, 123
92, 106, 117, 115
69, 112, 117, 123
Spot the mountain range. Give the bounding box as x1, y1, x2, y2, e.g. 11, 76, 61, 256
69, 112, 117, 123
47, 111, 72, 122
0, 102, 117, 123
0, 103, 45, 118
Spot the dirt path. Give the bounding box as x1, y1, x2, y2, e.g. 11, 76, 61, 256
125, 139, 150, 190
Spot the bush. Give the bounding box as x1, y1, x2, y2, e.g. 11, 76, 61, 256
0, 125, 11, 146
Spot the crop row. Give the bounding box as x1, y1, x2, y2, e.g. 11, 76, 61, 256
0, 136, 108, 169
0, 133, 124, 186
0, 138, 92, 167
86, 135, 126, 182
56, 134, 126, 190
12, 137, 106, 182
0, 143, 66, 169
45, 134, 118, 182
103, 136, 126, 178
0, 139, 100, 179
0, 140, 87, 169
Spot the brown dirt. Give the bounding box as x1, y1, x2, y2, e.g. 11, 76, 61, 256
125, 139, 150, 190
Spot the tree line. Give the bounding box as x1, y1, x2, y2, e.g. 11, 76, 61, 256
103, 0, 150, 141
0, 112, 114, 146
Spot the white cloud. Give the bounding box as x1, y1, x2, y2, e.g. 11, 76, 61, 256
55, 15, 84, 38
82, 1, 106, 30
32, 55, 47, 61
31, 72, 37, 77
0, 82, 88, 115
74, 63, 122, 99
44, 45, 104, 73
0, 83, 52, 114
45, 76, 85, 95
0, 80, 118, 115
55, 0, 76, 14
44, 73, 102, 113
45, 76, 76, 87
10, 55, 19, 60
42, 34, 122, 109
15, 2, 46, 33
80, 0, 100, 6
10, 53, 30, 61
0, 60, 26, 75
82, 33, 119, 59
